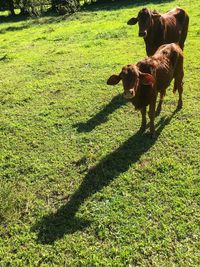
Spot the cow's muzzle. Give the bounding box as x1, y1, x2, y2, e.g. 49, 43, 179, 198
139, 31, 147, 37
123, 89, 135, 100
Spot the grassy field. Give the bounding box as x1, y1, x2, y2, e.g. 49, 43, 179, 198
0, 0, 200, 266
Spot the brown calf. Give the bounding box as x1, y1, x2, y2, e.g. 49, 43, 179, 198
127, 7, 189, 56
107, 43, 184, 138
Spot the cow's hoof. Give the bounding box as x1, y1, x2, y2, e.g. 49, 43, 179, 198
177, 100, 182, 110
150, 132, 156, 139
177, 104, 182, 110
138, 125, 146, 134
155, 110, 161, 117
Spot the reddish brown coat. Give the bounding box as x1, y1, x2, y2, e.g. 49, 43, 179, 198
107, 43, 184, 138
127, 7, 189, 56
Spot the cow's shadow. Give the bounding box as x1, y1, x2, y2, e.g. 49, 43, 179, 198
74, 94, 127, 132
34, 108, 179, 244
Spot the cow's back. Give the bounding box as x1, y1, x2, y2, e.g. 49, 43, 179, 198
162, 7, 189, 49
138, 43, 183, 92
154, 44, 183, 91
143, 7, 189, 55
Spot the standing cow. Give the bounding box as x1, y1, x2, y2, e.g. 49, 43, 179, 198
127, 7, 189, 56
107, 43, 184, 138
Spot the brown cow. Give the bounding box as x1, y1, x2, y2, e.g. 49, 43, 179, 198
107, 43, 184, 138
127, 7, 189, 56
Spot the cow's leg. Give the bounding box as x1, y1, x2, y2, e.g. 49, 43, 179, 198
148, 96, 157, 138
174, 74, 184, 109
155, 92, 165, 117
174, 57, 184, 109
139, 106, 146, 133
177, 80, 183, 109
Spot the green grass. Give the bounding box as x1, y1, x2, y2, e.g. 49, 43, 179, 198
0, 0, 200, 266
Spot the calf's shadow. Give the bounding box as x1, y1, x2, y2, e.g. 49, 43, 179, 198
74, 94, 127, 132
34, 109, 179, 244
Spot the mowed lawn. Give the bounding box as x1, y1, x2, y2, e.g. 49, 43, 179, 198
0, 0, 199, 266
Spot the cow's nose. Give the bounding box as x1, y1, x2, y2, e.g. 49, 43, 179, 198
123, 90, 135, 99
139, 31, 146, 37
129, 89, 135, 97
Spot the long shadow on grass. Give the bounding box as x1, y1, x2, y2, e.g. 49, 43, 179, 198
35, 109, 179, 244
83, 0, 174, 12
0, 0, 174, 26
0, 13, 62, 26
74, 94, 127, 132
0, 24, 30, 34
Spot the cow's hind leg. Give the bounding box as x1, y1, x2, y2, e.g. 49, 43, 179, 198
177, 81, 183, 109
173, 56, 184, 109
174, 72, 184, 110
155, 92, 165, 117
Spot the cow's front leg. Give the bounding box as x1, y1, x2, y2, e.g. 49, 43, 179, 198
139, 106, 147, 133
148, 97, 157, 138
155, 92, 165, 117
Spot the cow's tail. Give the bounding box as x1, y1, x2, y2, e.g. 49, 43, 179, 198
179, 11, 189, 50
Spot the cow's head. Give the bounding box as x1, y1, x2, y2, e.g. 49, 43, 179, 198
127, 8, 161, 38
107, 64, 155, 100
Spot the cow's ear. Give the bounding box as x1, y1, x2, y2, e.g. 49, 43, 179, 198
127, 17, 138, 25
139, 73, 155, 86
107, 74, 121, 85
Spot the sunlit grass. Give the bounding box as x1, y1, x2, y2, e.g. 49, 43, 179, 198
0, 0, 199, 266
